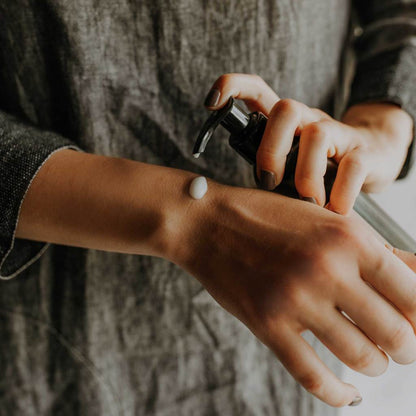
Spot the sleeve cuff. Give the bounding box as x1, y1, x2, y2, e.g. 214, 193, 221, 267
348, 44, 416, 179
0, 112, 82, 279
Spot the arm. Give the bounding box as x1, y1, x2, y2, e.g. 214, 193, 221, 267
15, 147, 416, 408
16, 149, 196, 260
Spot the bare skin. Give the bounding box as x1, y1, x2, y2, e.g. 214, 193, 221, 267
205, 74, 414, 214
16, 148, 416, 407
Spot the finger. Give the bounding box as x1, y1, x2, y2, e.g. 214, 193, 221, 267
337, 275, 416, 364
204, 73, 279, 114
295, 121, 333, 206
267, 322, 362, 407
361, 242, 416, 330
256, 99, 321, 188
329, 149, 368, 215
387, 245, 416, 272
306, 305, 388, 376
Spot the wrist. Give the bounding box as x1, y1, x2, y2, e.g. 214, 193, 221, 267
342, 102, 413, 149
157, 174, 229, 266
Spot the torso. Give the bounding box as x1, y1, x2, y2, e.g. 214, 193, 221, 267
0, 1, 350, 414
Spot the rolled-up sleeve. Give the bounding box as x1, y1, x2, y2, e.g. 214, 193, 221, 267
349, 0, 416, 178
0, 111, 81, 279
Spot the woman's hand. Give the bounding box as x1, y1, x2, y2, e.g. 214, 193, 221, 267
169, 182, 416, 408
204, 74, 413, 214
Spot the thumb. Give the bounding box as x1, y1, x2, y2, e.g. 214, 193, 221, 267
386, 244, 416, 272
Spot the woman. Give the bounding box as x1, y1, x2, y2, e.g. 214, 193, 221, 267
1, 1, 416, 414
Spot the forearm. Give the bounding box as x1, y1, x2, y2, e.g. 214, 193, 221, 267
16, 149, 198, 259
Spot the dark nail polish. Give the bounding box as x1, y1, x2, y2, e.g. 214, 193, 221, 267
348, 396, 362, 407
300, 196, 317, 205
259, 170, 276, 190
204, 89, 221, 107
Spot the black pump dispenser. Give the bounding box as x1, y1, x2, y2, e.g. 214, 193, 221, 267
193, 97, 302, 198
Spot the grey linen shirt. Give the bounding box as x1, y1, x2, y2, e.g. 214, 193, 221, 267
0, 1, 415, 415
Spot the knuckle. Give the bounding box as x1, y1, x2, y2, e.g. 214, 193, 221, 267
263, 312, 287, 334
280, 283, 309, 309
296, 248, 338, 288
372, 253, 390, 277
342, 152, 366, 174
216, 73, 236, 87
273, 98, 299, 116
323, 217, 360, 246
303, 122, 330, 145
252, 307, 288, 339
310, 249, 334, 275
298, 372, 324, 395
385, 321, 414, 353
351, 345, 378, 372
245, 292, 290, 334
315, 217, 367, 261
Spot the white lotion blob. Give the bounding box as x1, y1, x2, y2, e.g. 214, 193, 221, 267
189, 176, 208, 200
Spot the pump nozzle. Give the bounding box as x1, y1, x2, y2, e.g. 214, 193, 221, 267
193, 98, 250, 158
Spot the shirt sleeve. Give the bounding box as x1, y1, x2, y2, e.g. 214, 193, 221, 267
0, 111, 81, 280
349, 0, 416, 178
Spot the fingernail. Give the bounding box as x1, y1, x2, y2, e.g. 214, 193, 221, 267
259, 170, 276, 190
300, 196, 317, 205
204, 89, 221, 107
348, 396, 363, 407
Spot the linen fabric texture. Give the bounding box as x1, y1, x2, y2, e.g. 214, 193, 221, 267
1, 1, 416, 415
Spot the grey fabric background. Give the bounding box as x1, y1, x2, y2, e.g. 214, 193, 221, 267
0, 1, 415, 415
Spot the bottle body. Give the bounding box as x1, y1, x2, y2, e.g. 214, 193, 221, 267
228, 111, 303, 199
228, 112, 267, 165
